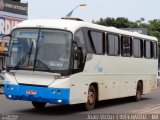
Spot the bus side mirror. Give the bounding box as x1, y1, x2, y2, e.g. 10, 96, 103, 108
74, 46, 83, 60
73, 40, 83, 59
73, 46, 83, 69
0, 34, 11, 56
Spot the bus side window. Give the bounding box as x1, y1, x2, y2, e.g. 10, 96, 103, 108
107, 33, 120, 56
144, 40, 153, 59
89, 31, 105, 55
121, 36, 132, 57
152, 42, 157, 59
132, 38, 143, 58
82, 28, 93, 54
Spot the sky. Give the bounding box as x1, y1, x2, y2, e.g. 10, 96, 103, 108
25, 0, 160, 22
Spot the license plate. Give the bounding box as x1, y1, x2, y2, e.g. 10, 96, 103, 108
26, 90, 37, 95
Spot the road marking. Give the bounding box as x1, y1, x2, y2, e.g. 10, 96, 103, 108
132, 104, 160, 114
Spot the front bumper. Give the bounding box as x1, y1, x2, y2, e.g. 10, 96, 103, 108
4, 84, 70, 104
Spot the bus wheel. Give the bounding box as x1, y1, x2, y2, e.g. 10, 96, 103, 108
32, 102, 46, 109
85, 85, 96, 111
135, 82, 142, 101
0, 85, 4, 94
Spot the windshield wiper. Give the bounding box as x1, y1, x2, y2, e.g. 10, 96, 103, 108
33, 46, 39, 71
27, 42, 34, 66
34, 59, 53, 72
14, 42, 33, 70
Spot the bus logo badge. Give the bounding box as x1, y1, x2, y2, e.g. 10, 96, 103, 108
26, 90, 37, 95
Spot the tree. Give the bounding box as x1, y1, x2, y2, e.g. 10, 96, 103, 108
93, 17, 116, 26
115, 17, 129, 28
136, 17, 145, 25
93, 17, 160, 41
148, 19, 160, 41
94, 17, 160, 58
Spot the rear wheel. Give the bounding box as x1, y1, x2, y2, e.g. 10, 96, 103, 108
85, 85, 96, 111
32, 102, 46, 109
135, 82, 142, 101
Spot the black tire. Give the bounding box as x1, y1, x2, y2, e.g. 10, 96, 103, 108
32, 102, 46, 109
0, 85, 4, 94
85, 85, 96, 111
135, 82, 142, 101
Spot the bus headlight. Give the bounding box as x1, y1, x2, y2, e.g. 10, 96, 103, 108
57, 90, 62, 95
7, 85, 14, 90
8, 95, 12, 98
52, 89, 62, 95
52, 90, 56, 94
57, 99, 62, 103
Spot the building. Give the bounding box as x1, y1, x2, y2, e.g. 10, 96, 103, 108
0, 0, 28, 93
0, 0, 28, 37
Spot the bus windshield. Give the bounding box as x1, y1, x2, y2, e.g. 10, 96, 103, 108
7, 29, 72, 72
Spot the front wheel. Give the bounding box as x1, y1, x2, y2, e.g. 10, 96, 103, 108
32, 102, 46, 109
85, 85, 96, 111
0, 85, 4, 94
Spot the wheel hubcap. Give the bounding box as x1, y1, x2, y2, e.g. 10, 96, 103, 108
88, 91, 95, 104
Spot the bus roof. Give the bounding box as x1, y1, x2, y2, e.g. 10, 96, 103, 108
14, 19, 158, 41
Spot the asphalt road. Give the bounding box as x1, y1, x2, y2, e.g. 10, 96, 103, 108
0, 87, 160, 120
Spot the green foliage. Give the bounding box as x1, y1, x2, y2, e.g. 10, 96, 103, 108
146, 20, 160, 41
148, 19, 160, 31
127, 21, 139, 28
93, 17, 160, 41
115, 17, 129, 28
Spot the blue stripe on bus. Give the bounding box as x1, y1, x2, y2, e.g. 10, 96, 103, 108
4, 84, 70, 104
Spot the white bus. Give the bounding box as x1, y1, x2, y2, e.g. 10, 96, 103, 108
3, 18, 158, 110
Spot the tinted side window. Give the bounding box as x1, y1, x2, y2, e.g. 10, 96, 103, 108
121, 36, 132, 57
153, 42, 157, 59
107, 34, 119, 56
82, 28, 93, 53
132, 38, 143, 58
89, 31, 104, 54
144, 41, 152, 58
